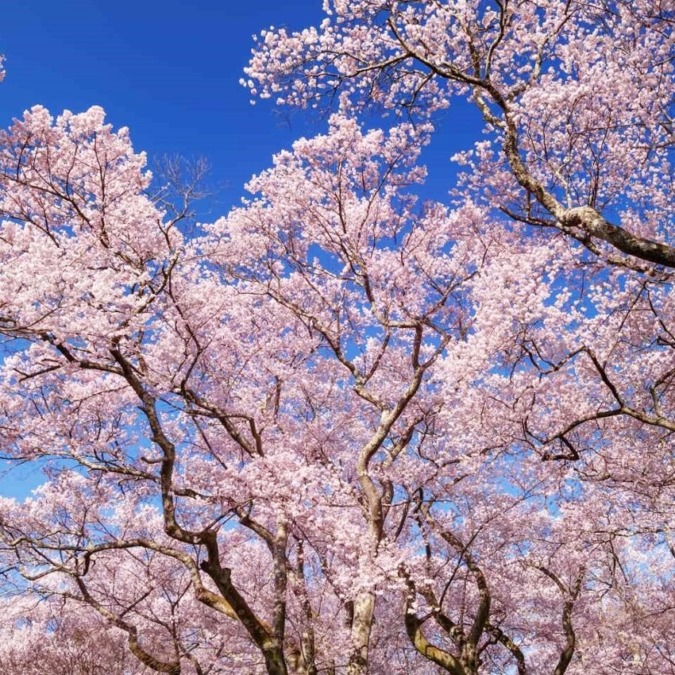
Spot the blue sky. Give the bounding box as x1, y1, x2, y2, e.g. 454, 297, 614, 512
1, 1, 479, 212
1, 0, 334, 215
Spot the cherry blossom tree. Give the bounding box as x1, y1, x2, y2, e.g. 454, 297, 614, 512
245, 0, 674, 269
0, 2, 673, 674
0, 593, 147, 675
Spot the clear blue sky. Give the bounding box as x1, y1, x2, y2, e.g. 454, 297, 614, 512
1, 0, 479, 211
1, 0, 336, 215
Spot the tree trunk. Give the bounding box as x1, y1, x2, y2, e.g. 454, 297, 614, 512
347, 591, 376, 675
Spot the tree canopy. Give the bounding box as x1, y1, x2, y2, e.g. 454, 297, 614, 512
0, 2, 673, 674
